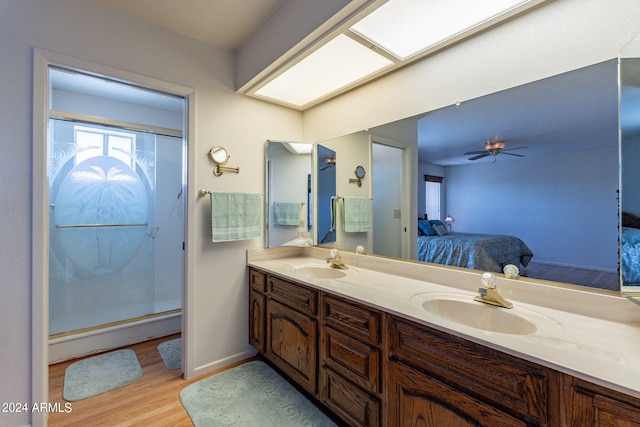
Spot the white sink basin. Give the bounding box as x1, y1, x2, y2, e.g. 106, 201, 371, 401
412, 293, 557, 335
293, 265, 348, 279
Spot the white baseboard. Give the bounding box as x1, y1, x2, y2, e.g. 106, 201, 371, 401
189, 349, 257, 380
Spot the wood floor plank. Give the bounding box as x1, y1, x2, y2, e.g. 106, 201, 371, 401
48, 334, 252, 426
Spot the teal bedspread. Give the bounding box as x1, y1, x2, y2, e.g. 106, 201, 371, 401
417, 233, 533, 272
622, 227, 640, 284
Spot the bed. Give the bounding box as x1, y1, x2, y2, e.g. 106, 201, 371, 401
621, 212, 640, 284
416, 219, 533, 273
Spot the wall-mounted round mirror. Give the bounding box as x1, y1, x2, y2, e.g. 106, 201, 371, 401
355, 165, 366, 179
209, 146, 229, 165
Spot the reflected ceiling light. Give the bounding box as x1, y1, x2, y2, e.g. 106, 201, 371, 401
283, 142, 313, 154
350, 0, 534, 60
255, 34, 394, 108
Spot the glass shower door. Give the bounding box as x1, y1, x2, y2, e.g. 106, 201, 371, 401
48, 118, 183, 335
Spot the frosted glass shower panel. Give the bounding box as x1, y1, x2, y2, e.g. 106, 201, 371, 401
48, 119, 182, 334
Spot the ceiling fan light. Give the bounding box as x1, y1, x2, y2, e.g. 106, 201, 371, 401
485, 140, 505, 150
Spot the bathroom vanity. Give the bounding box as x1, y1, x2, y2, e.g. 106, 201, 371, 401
248, 247, 640, 426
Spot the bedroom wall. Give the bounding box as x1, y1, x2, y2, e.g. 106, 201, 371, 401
444, 147, 619, 271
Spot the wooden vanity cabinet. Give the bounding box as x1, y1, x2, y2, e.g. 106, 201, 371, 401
248, 267, 640, 427
319, 294, 383, 427
565, 376, 640, 426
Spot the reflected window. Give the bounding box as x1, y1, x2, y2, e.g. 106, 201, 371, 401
425, 174, 443, 220
74, 125, 136, 167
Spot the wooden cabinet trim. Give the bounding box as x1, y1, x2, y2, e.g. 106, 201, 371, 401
389, 316, 548, 423
322, 294, 381, 345
268, 275, 318, 315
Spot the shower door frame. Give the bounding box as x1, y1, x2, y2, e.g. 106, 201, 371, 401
32, 48, 197, 426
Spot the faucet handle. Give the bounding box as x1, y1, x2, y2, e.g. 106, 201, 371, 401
330, 248, 339, 258
481, 272, 497, 289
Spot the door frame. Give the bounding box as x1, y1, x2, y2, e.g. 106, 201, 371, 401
32, 48, 196, 426
370, 135, 413, 259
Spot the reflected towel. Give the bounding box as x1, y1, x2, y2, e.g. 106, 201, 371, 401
342, 196, 372, 232
273, 202, 300, 226
210, 192, 262, 242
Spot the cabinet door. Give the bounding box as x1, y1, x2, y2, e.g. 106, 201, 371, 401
389, 361, 527, 427
570, 380, 640, 426
267, 298, 317, 393
249, 289, 266, 353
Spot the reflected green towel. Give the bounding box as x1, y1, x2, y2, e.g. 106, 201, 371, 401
273, 202, 300, 226
342, 196, 372, 232
211, 192, 262, 242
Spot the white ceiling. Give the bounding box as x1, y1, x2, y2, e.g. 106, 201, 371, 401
93, 0, 285, 51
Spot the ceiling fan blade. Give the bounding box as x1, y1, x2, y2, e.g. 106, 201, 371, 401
468, 152, 490, 160
502, 152, 526, 157
503, 146, 528, 152
463, 150, 487, 155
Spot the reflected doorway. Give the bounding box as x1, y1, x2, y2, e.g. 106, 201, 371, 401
372, 142, 403, 258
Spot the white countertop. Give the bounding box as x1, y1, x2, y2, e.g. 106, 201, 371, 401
248, 247, 640, 399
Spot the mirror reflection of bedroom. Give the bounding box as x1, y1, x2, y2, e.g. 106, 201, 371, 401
373, 60, 620, 291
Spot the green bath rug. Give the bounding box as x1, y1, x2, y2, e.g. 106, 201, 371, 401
63, 349, 142, 401
158, 338, 181, 370
180, 360, 336, 426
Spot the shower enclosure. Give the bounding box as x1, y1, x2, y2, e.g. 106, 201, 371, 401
48, 118, 184, 336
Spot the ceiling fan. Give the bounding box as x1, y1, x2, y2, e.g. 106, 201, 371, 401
463, 139, 527, 161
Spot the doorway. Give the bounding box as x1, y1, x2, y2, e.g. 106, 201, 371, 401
372, 142, 405, 258
47, 68, 186, 361
31, 49, 196, 425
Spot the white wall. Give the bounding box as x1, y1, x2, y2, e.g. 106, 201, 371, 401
0, 1, 301, 425
321, 131, 372, 251
445, 148, 619, 271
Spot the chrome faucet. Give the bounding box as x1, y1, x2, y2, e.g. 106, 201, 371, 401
474, 272, 513, 309
326, 249, 348, 270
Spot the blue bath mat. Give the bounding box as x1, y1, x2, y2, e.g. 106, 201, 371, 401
180, 360, 336, 426
63, 349, 142, 401
158, 338, 181, 370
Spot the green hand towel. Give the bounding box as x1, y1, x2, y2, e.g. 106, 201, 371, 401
273, 202, 300, 226
211, 192, 262, 242
342, 196, 372, 232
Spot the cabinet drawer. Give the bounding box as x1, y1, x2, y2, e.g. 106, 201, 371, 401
249, 268, 266, 292
389, 317, 548, 423
268, 275, 317, 315
321, 368, 380, 427
322, 294, 380, 345
322, 327, 380, 394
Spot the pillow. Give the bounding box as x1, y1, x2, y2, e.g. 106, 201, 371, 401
418, 220, 436, 236
429, 219, 445, 227
432, 223, 448, 236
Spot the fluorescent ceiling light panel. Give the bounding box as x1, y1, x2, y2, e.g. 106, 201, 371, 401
255, 34, 393, 107
351, 0, 531, 60
284, 142, 313, 154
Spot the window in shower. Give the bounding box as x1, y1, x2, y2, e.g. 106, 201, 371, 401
48, 117, 184, 335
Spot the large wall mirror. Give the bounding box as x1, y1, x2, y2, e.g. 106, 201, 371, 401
265, 140, 313, 248
315, 59, 621, 292
620, 31, 640, 301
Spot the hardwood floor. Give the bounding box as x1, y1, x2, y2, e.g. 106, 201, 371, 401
48, 334, 251, 426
